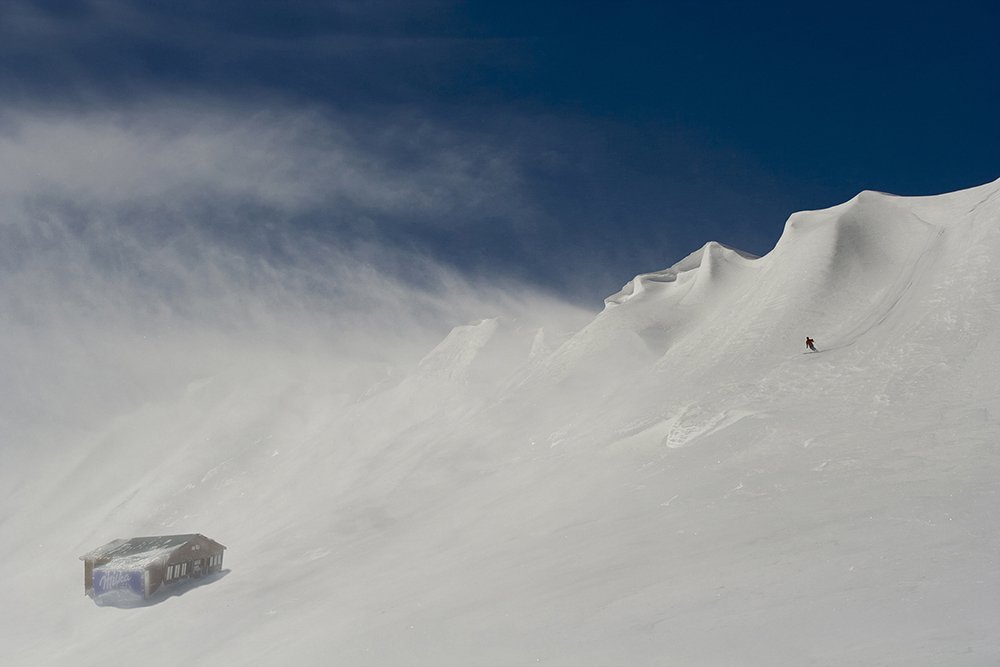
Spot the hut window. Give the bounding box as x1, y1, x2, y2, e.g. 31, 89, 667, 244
167, 565, 174, 580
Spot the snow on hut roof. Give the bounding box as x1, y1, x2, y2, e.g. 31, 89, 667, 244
79, 534, 224, 567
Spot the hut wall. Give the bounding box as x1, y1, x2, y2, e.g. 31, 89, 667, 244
166, 536, 225, 579
148, 564, 165, 594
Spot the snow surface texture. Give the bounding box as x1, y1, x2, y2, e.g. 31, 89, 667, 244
1, 180, 999, 665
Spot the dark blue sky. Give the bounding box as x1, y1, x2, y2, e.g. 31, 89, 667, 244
2, 0, 998, 302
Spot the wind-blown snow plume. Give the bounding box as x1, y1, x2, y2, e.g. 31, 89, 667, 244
0, 101, 585, 440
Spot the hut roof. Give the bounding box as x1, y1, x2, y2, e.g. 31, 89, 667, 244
79, 534, 225, 567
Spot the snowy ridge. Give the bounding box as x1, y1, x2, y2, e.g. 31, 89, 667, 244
416, 316, 552, 390
1, 179, 998, 666
604, 241, 758, 308
418, 317, 503, 380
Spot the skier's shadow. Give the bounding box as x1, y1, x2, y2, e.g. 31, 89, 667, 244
92, 569, 231, 609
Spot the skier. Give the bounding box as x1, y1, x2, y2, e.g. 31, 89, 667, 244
805, 336, 816, 352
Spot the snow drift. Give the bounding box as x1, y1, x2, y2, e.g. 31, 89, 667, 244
1, 179, 998, 665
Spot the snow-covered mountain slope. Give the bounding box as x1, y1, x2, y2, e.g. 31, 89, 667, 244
1, 179, 998, 666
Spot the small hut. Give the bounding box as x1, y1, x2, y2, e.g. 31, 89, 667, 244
80, 534, 226, 600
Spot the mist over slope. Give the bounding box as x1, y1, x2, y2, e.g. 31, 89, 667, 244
1, 179, 998, 665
